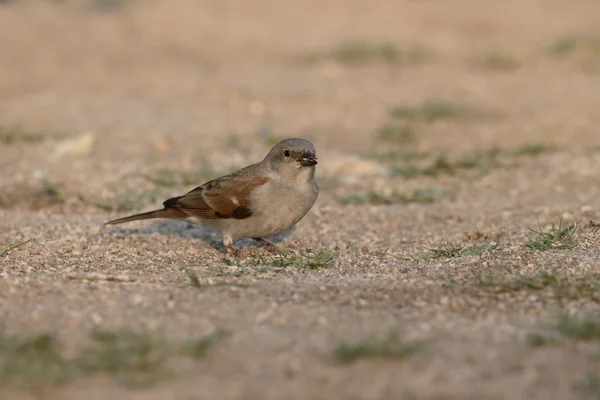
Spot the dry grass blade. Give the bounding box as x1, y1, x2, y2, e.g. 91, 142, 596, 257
183, 267, 202, 288
1, 240, 32, 257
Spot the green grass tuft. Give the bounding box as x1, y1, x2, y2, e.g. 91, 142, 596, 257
183, 268, 202, 288
334, 332, 426, 364
219, 249, 335, 272
420, 239, 499, 260
378, 123, 414, 143
0, 126, 46, 145
42, 180, 64, 203
78, 330, 170, 386
510, 142, 556, 156
526, 218, 580, 251
479, 52, 520, 71
553, 314, 600, 341
304, 249, 335, 269
0, 332, 74, 387
386, 143, 555, 179
0, 329, 224, 388
304, 40, 426, 65
547, 34, 600, 58
269, 249, 335, 269
180, 331, 226, 359
527, 313, 600, 346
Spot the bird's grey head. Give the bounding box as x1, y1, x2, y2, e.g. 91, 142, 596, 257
263, 138, 317, 178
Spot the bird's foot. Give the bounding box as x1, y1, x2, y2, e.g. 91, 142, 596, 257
226, 246, 242, 258
253, 238, 279, 254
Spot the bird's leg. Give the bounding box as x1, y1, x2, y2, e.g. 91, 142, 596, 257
254, 238, 274, 247
253, 238, 279, 254
227, 247, 242, 258
223, 235, 241, 257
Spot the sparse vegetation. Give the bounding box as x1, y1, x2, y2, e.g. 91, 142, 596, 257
441, 271, 600, 301
303, 40, 426, 65
183, 267, 248, 288
391, 154, 475, 177
0, 126, 46, 145
334, 332, 426, 364
547, 34, 600, 58
0, 329, 224, 388
77, 330, 171, 386
316, 176, 340, 191
302, 249, 336, 269
144, 168, 215, 187
0, 332, 73, 388
378, 123, 414, 143
381, 143, 556, 178
374, 99, 480, 148
527, 313, 600, 347
479, 52, 520, 71
553, 313, 600, 340
180, 331, 226, 359
82, 190, 160, 212
510, 142, 556, 156
270, 249, 335, 269
389, 238, 499, 262
389, 99, 468, 122
220, 249, 335, 272
577, 374, 600, 399
337, 188, 448, 205
414, 238, 499, 260
363, 149, 427, 163
219, 257, 249, 276
87, 0, 131, 13
42, 180, 64, 203
183, 267, 202, 288
226, 133, 242, 148
1, 239, 31, 257
526, 219, 580, 251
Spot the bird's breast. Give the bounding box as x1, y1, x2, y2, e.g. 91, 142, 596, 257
249, 180, 318, 234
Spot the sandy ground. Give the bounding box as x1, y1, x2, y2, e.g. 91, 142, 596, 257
1, 0, 600, 399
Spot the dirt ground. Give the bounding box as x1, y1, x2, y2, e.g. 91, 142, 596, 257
1, 0, 600, 399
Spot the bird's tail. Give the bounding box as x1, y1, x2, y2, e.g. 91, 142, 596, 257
104, 208, 186, 226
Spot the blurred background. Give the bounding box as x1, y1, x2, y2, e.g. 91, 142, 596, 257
1, 0, 599, 212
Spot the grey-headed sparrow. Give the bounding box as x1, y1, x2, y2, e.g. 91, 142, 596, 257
105, 138, 319, 252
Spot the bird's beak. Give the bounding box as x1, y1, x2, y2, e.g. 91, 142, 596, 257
298, 149, 317, 166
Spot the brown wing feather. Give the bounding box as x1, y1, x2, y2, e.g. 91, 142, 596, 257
163, 170, 268, 220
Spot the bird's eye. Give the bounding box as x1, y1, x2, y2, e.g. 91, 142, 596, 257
283, 149, 291, 157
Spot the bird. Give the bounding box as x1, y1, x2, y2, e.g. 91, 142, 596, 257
104, 138, 319, 253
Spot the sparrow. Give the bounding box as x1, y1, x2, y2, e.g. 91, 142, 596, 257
104, 138, 319, 252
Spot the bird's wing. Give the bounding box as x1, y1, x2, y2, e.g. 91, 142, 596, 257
163, 169, 268, 220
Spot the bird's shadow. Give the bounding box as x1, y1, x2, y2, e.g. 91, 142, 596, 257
103, 219, 295, 253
